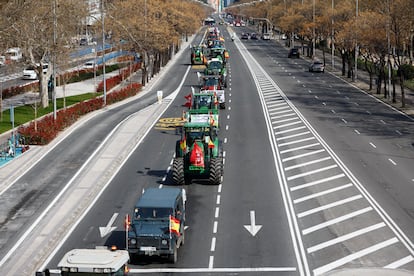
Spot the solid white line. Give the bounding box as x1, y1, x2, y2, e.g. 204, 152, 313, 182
210, 237, 216, 252
273, 117, 298, 124
213, 221, 218, 234
279, 137, 316, 147
313, 238, 398, 275
276, 131, 310, 141
388, 158, 397, 165
216, 195, 221, 205
294, 183, 352, 204
290, 174, 345, 191
285, 156, 332, 171
275, 126, 307, 135
215, 207, 219, 218
384, 255, 414, 269
298, 195, 363, 218
209, 256, 214, 269
280, 142, 321, 154
302, 207, 373, 235
129, 267, 298, 273
282, 149, 325, 162
307, 222, 386, 253
370, 142, 377, 148
287, 164, 338, 181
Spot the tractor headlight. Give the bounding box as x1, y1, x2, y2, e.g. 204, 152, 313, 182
162, 239, 168, 245
130, 238, 137, 245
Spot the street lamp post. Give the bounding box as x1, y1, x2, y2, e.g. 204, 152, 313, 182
354, 0, 358, 81
331, 0, 335, 69
101, 0, 106, 106
312, 0, 315, 59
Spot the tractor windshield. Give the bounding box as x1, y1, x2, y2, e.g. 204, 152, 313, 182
208, 61, 222, 70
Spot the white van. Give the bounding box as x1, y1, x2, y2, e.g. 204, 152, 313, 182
5, 47, 22, 62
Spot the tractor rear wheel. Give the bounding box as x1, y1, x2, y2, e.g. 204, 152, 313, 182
172, 158, 185, 185
209, 158, 222, 185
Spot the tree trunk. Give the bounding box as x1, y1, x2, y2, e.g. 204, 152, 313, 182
400, 73, 406, 107
39, 74, 49, 108
341, 51, 346, 76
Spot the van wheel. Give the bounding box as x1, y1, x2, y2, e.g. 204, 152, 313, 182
169, 245, 178, 263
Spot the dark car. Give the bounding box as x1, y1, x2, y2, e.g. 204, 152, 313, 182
127, 187, 186, 263
250, 33, 258, 40
288, 48, 300, 58
241, 33, 249, 40
309, 60, 325, 72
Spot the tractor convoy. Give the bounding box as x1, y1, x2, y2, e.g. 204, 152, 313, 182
173, 26, 229, 186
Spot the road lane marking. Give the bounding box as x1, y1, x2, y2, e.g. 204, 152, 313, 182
294, 183, 352, 204
224, 138, 227, 143
341, 118, 347, 124
302, 207, 373, 235
213, 221, 218, 234
216, 195, 220, 205
280, 142, 321, 154
331, 110, 336, 114
275, 125, 307, 135
366, 110, 372, 115
128, 267, 297, 273
273, 121, 302, 129
278, 137, 316, 147
215, 207, 219, 218
384, 255, 414, 269
287, 164, 338, 181
277, 131, 310, 141
267, 102, 286, 108
285, 156, 332, 171
270, 109, 293, 115
271, 112, 296, 120
307, 222, 386, 253
354, 129, 360, 134
370, 142, 377, 148
282, 149, 326, 162
313, 238, 398, 275
273, 117, 299, 124
396, 130, 402, 135
388, 159, 397, 165
298, 195, 363, 218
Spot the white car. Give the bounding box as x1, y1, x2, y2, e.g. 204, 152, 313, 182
81, 61, 97, 70
22, 64, 48, 80
262, 33, 271, 40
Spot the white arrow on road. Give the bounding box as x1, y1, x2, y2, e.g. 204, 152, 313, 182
243, 210, 262, 236
99, 213, 118, 238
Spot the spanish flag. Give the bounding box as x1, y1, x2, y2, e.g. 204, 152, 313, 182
180, 137, 187, 151
208, 139, 215, 149
170, 215, 180, 236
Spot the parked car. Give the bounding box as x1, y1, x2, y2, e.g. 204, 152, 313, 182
262, 33, 271, 40
22, 63, 48, 80
241, 33, 249, 40
250, 33, 258, 40
309, 60, 325, 73
288, 48, 300, 58
82, 60, 97, 70
5, 47, 22, 62
0, 56, 5, 66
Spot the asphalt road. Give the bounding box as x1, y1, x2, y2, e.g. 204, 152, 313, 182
1, 23, 414, 276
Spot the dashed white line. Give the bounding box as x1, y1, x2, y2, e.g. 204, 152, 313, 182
307, 222, 386, 253
380, 120, 386, 124
290, 174, 345, 191
298, 195, 363, 218
388, 158, 397, 165
354, 129, 360, 135
366, 110, 372, 115
341, 118, 347, 124
227, 114, 230, 119
313, 237, 398, 275
224, 138, 227, 143
213, 221, 218, 234
302, 206, 373, 235
369, 142, 377, 148
396, 130, 402, 135
216, 195, 221, 205
294, 183, 352, 204
210, 237, 216, 251
225, 125, 229, 130
331, 110, 336, 114
209, 256, 214, 269
215, 207, 219, 218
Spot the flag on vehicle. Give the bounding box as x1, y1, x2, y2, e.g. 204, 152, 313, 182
124, 214, 131, 231
208, 139, 215, 149
169, 215, 180, 236
180, 137, 187, 151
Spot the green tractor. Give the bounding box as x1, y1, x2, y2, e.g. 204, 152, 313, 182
183, 89, 220, 128
172, 122, 223, 185
190, 45, 206, 65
